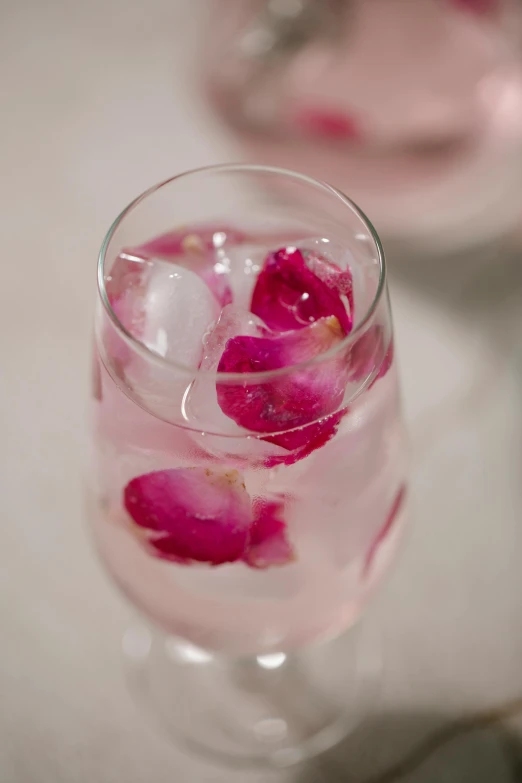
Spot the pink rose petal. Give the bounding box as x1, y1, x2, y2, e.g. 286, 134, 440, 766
251, 247, 352, 334
293, 108, 361, 141
243, 498, 294, 568
348, 326, 394, 385
304, 249, 354, 323
217, 316, 348, 434
124, 468, 252, 565
363, 485, 406, 577
263, 409, 345, 467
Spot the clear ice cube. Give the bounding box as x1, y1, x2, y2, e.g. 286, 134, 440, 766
105, 255, 221, 424
184, 304, 287, 465
184, 304, 266, 434
140, 260, 220, 367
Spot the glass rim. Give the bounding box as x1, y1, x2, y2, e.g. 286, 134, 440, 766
97, 163, 387, 384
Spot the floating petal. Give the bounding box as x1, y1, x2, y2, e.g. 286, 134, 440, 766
251, 247, 351, 333
217, 316, 348, 434
124, 468, 252, 565
243, 498, 294, 568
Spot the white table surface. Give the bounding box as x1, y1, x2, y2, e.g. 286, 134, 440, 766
2, 2, 522, 781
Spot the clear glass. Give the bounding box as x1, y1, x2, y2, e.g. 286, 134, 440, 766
89, 164, 408, 765
201, 0, 522, 253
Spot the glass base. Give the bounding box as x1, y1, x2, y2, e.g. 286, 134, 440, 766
122, 621, 382, 768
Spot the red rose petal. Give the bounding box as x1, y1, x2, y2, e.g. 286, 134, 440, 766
363, 485, 406, 577
217, 316, 348, 434
243, 498, 294, 568
263, 409, 345, 467
124, 468, 252, 565
141, 536, 191, 565
251, 247, 352, 334
293, 108, 361, 141
304, 249, 354, 324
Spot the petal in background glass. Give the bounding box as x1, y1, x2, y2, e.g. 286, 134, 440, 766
201, 0, 522, 252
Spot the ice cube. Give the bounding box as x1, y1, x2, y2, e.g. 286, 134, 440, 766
140, 260, 220, 368
184, 305, 287, 465
104, 252, 220, 367
203, 304, 269, 366
184, 304, 267, 433
103, 255, 221, 425
133, 224, 244, 307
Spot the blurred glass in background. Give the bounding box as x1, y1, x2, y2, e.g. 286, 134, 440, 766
201, 0, 522, 255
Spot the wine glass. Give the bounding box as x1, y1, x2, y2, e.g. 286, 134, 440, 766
89, 164, 408, 766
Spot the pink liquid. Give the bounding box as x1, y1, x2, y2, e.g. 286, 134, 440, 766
89, 233, 408, 656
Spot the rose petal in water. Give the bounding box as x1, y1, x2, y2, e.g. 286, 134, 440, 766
124, 468, 252, 565
263, 409, 345, 467
217, 316, 348, 434
303, 248, 354, 325
243, 498, 295, 568
363, 485, 406, 578
251, 247, 352, 334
